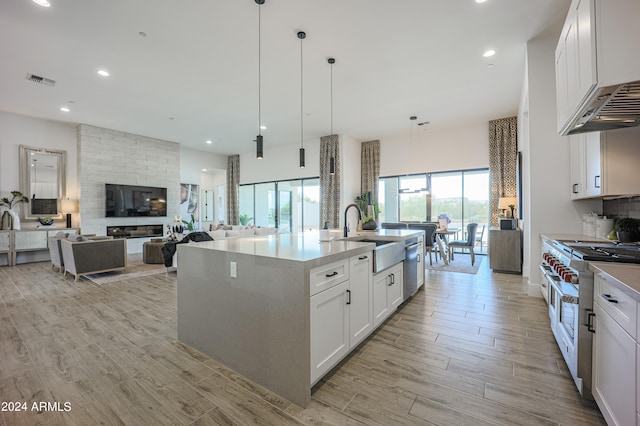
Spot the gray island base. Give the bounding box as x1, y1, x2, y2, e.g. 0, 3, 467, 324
177, 229, 422, 407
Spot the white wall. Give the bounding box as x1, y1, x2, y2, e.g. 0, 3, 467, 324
0, 111, 77, 228
522, 30, 601, 294
239, 138, 321, 184
379, 123, 490, 177
77, 124, 181, 253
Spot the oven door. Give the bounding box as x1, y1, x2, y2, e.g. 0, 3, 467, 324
550, 280, 579, 379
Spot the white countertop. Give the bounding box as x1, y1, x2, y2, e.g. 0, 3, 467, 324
540, 233, 613, 243
589, 262, 640, 298
181, 229, 423, 263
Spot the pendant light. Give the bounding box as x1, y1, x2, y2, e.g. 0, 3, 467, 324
255, 0, 265, 159
298, 31, 306, 168
328, 57, 336, 175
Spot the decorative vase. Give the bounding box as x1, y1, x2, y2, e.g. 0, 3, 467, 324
1, 210, 13, 230
617, 231, 640, 243
362, 219, 377, 230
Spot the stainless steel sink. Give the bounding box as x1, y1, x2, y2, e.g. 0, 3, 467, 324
346, 237, 405, 272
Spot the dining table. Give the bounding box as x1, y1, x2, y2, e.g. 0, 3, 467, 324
435, 227, 459, 265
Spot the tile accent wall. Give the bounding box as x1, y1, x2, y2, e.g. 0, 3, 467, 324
603, 196, 640, 219
77, 125, 180, 253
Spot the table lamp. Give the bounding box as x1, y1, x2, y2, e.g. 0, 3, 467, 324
498, 197, 517, 218
61, 198, 77, 228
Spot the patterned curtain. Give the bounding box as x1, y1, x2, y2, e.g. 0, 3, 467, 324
320, 134, 340, 228
489, 117, 518, 226
226, 155, 240, 225
361, 140, 380, 214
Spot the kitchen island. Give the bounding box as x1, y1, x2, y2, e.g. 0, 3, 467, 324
177, 229, 422, 407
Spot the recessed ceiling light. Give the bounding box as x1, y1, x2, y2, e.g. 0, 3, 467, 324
32, 0, 51, 7
260, 125, 266, 130
60, 107, 70, 112
483, 50, 496, 57
202, 169, 207, 172
206, 140, 212, 144
475, 0, 488, 3
97, 69, 110, 77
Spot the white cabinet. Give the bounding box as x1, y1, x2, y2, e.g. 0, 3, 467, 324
555, 0, 640, 134
592, 300, 636, 426
310, 251, 374, 384
310, 280, 350, 384
569, 127, 640, 199
373, 262, 403, 327
592, 273, 638, 426
349, 254, 373, 348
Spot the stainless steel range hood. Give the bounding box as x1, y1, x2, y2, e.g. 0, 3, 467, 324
564, 81, 640, 135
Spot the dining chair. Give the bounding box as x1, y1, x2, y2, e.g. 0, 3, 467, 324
381, 222, 408, 229
407, 223, 438, 265
448, 222, 479, 265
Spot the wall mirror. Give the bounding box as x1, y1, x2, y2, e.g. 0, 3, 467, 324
19, 145, 66, 220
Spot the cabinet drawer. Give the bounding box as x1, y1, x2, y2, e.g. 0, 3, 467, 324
595, 273, 637, 338
310, 258, 349, 296
14, 231, 47, 250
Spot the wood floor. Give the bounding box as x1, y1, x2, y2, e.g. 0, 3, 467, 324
0, 258, 605, 425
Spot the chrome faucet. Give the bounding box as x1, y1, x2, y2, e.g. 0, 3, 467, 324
343, 204, 362, 237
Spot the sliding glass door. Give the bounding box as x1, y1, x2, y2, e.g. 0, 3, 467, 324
239, 177, 320, 232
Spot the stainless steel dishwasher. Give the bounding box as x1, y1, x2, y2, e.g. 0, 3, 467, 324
403, 238, 420, 301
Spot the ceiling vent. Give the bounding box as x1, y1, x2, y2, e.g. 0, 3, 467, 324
25, 73, 56, 87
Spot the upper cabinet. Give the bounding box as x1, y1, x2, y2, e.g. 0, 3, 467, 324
555, 0, 640, 135
570, 127, 640, 199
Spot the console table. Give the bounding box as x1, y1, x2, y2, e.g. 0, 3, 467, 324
489, 227, 522, 274
0, 228, 77, 266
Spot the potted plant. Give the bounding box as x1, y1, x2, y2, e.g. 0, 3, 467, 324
0, 190, 29, 230
355, 193, 380, 230
614, 218, 640, 243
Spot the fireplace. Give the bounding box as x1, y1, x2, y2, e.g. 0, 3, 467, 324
106, 225, 163, 239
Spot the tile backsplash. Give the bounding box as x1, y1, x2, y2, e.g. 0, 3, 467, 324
603, 196, 640, 219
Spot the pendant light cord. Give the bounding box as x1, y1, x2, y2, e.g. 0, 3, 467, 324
300, 34, 303, 149
258, 2, 262, 136
330, 61, 333, 135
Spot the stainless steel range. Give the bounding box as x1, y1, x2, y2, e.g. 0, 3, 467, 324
540, 238, 640, 399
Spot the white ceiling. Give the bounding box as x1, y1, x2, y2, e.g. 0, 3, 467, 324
0, 0, 568, 156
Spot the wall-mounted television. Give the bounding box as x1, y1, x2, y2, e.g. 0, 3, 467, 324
105, 184, 167, 217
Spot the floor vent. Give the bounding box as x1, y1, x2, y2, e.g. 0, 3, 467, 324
25, 73, 56, 87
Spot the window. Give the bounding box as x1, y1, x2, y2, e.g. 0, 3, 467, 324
378, 169, 489, 243
399, 174, 428, 222
239, 177, 320, 233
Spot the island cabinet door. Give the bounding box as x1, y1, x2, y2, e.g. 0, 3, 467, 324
349, 254, 373, 349
310, 280, 350, 384
388, 263, 404, 310
373, 272, 391, 327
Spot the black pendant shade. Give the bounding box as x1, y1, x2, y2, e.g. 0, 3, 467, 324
256, 135, 263, 159
329, 156, 335, 175
299, 147, 305, 168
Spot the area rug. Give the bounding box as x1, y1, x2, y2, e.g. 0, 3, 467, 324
424, 253, 484, 274
85, 254, 169, 285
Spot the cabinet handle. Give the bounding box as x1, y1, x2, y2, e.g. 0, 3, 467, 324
388, 273, 395, 286
572, 183, 578, 194
325, 271, 338, 278
594, 175, 600, 188
586, 309, 595, 333
358, 255, 368, 260
346, 289, 351, 305
417, 254, 421, 263
601, 294, 618, 303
